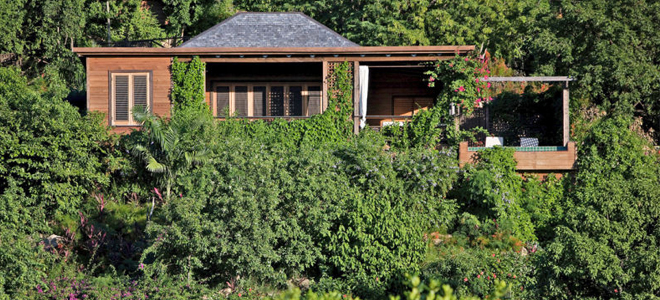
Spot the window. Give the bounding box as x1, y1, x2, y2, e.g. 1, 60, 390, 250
213, 83, 322, 118
110, 72, 151, 125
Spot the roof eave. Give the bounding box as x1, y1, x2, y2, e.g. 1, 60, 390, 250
73, 46, 476, 57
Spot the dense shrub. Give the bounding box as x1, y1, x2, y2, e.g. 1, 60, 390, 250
451, 147, 564, 243
142, 132, 459, 298
421, 229, 536, 299
537, 116, 660, 298
0, 67, 111, 232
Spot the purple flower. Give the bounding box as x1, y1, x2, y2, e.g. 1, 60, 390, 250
139, 263, 145, 270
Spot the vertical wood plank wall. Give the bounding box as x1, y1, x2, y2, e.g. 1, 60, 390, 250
87, 57, 172, 133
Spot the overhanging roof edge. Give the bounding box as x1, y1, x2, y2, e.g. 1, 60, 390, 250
73, 46, 476, 57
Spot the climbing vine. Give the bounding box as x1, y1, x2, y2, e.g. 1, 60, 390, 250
170, 56, 209, 114
426, 54, 492, 115
383, 54, 492, 149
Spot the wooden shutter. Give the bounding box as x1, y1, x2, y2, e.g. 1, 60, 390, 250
253, 86, 267, 116
216, 86, 230, 116
307, 86, 322, 115
115, 75, 130, 121
270, 86, 284, 116
288, 86, 303, 116
234, 86, 248, 116
133, 75, 148, 111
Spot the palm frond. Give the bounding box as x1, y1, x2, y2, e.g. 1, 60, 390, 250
146, 156, 167, 174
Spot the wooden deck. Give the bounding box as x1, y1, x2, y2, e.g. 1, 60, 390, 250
458, 141, 577, 172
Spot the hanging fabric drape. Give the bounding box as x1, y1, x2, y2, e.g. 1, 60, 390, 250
359, 66, 370, 129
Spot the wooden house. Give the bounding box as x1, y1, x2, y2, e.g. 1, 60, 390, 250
74, 12, 576, 173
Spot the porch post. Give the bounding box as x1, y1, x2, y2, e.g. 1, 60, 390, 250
563, 81, 570, 146
322, 60, 328, 112
353, 61, 360, 135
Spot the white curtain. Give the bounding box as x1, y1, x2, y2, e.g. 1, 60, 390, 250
359, 66, 369, 129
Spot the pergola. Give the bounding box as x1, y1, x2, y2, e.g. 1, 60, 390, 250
482, 76, 575, 146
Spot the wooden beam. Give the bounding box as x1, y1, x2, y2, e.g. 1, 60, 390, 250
73, 45, 476, 57
481, 76, 575, 82
187, 56, 453, 63
322, 60, 328, 112
198, 57, 325, 63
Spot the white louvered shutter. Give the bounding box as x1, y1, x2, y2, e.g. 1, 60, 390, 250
115, 75, 130, 121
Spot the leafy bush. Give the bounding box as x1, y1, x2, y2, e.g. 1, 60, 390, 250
142, 133, 459, 298
451, 146, 566, 243
537, 116, 660, 298
421, 233, 535, 299
0, 67, 111, 231
171, 56, 209, 114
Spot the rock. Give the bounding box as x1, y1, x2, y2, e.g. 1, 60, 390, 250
298, 278, 311, 290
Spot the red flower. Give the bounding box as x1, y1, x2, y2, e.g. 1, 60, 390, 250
464, 278, 468, 282
614, 289, 618, 293
477, 274, 481, 278
492, 253, 496, 257
458, 86, 465, 92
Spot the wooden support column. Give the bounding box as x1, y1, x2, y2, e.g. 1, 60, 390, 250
322, 60, 328, 112
353, 61, 360, 135
562, 81, 570, 146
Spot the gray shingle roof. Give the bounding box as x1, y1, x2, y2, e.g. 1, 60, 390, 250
179, 12, 359, 48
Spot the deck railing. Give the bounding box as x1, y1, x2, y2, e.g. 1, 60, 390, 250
459, 141, 577, 171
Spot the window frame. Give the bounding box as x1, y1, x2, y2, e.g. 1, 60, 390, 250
211, 82, 322, 118
108, 70, 153, 126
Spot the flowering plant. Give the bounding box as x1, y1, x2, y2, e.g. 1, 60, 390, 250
425, 54, 492, 115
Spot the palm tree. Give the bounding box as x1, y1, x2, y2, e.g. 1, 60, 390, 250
130, 107, 211, 200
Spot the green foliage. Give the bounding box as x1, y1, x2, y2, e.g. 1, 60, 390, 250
129, 107, 213, 200
537, 116, 660, 298
451, 147, 565, 243
171, 56, 210, 114
421, 233, 534, 299
84, 0, 165, 45
426, 56, 492, 116
163, 0, 235, 37
530, 0, 660, 118
0, 0, 26, 56
391, 275, 510, 300
0, 230, 56, 299
142, 133, 458, 297
0, 67, 111, 232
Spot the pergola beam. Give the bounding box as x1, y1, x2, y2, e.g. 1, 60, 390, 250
481, 76, 574, 82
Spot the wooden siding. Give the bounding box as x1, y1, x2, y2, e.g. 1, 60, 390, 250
87, 57, 172, 132
458, 141, 577, 172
